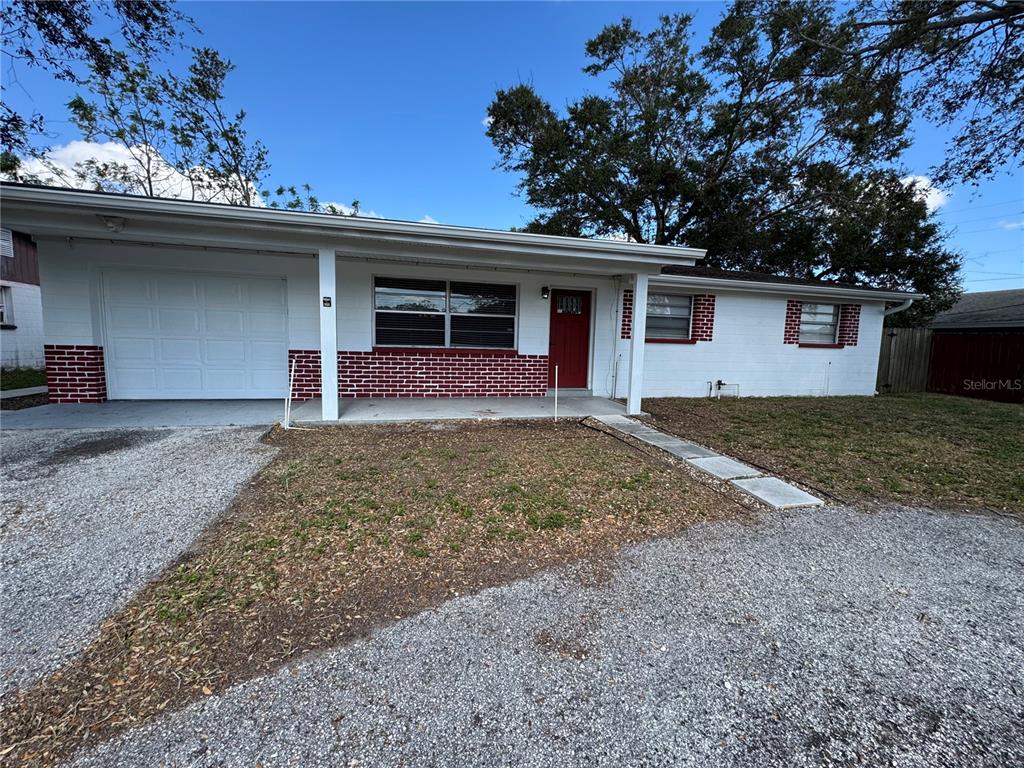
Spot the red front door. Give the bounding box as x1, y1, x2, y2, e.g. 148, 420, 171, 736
548, 289, 591, 388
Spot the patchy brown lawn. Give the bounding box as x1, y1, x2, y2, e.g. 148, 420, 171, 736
642, 394, 1024, 513
1, 419, 744, 766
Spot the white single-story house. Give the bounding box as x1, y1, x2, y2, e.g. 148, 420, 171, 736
0, 183, 921, 419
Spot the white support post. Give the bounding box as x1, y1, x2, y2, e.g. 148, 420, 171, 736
318, 247, 339, 421
626, 272, 649, 415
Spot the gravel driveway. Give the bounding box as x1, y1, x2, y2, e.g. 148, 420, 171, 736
72, 504, 1023, 767
0, 427, 276, 698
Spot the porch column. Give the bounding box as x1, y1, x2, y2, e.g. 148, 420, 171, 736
318, 247, 339, 421
626, 272, 649, 415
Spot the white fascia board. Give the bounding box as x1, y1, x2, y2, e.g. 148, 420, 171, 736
0, 184, 706, 268
651, 274, 924, 302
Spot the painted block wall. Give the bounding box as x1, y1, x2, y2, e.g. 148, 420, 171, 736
35, 237, 320, 351
333, 261, 623, 397
615, 287, 886, 398
0, 281, 45, 368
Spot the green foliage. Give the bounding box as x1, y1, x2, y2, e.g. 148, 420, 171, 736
1, 0, 186, 159
486, 6, 963, 322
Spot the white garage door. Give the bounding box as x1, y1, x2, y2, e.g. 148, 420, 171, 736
103, 269, 288, 399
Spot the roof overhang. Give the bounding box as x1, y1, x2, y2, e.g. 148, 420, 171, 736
0, 184, 706, 276
651, 273, 924, 303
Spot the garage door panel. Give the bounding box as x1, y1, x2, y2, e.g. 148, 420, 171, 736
206, 339, 246, 363
205, 278, 244, 306
158, 308, 201, 333
106, 272, 154, 299
159, 368, 204, 391
160, 338, 202, 361
104, 270, 288, 399
249, 311, 288, 336
109, 306, 154, 330
156, 276, 200, 305
205, 309, 245, 335
111, 337, 157, 361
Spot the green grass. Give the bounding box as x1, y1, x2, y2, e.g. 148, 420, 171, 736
0, 367, 46, 390
644, 394, 1024, 512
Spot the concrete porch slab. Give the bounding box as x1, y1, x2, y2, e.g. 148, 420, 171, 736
313, 396, 627, 424
731, 477, 824, 509
687, 456, 762, 480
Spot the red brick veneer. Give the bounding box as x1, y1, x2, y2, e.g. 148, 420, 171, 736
691, 294, 716, 342
784, 299, 803, 344
620, 289, 634, 339
287, 349, 322, 401
338, 348, 549, 398
838, 304, 861, 346
44, 344, 107, 403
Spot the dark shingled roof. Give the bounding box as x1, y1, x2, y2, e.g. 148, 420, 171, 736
929, 289, 1024, 330
660, 265, 908, 295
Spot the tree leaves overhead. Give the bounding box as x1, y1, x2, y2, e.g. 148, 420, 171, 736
486, 5, 963, 321
0, 0, 187, 158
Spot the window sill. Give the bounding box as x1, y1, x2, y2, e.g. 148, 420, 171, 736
372, 346, 518, 356
0, 323, 16, 331
646, 338, 696, 344
798, 342, 844, 349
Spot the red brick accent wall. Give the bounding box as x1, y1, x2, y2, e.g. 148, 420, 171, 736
288, 349, 322, 401
691, 294, 716, 342
784, 299, 803, 344
620, 289, 634, 339
337, 348, 549, 398
44, 345, 107, 403
838, 304, 861, 346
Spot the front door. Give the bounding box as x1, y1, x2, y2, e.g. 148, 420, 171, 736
548, 289, 591, 388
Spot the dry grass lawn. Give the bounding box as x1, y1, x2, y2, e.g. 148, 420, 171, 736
1, 419, 744, 766
643, 394, 1024, 513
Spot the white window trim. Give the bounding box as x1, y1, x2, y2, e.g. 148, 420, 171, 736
798, 303, 840, 345
645, 291, 693, 341
0, 284, 13, 326
372, 277, 519, 349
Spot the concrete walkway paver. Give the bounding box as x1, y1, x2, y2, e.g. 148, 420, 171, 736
688, 455, 762, 480
593, 414, 823, 509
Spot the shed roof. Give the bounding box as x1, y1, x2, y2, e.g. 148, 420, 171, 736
929, 289, 1024, 329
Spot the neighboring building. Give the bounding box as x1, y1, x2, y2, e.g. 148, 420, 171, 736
0, 184, 921, 416
927, 289, 1024, 403
0, 227, 45, 369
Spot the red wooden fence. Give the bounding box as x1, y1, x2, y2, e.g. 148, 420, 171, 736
927, 330, 1024, 404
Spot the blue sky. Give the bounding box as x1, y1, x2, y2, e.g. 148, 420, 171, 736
4, 1, 1021, 290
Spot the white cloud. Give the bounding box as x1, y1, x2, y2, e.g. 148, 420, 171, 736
15, 140, 251, 204
998, 220, 1024, 231
10, 140, 378, 216
900, 175, 951, 213
418, 215, 439, 224
481, 115, 494, 128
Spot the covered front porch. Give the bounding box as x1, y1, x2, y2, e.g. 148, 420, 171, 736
0, 395, 626, 430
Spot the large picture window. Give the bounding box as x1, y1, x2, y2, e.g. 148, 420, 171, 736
374, 277, 516, 348
799, 303, 839, 344
646, 293, 692, 340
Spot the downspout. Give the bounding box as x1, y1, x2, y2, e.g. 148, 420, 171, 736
884, 298, 914, 317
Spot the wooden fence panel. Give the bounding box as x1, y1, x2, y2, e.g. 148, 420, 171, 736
876, 327, 932, 394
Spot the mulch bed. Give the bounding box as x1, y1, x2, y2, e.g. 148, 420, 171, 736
0, 418, 745, 766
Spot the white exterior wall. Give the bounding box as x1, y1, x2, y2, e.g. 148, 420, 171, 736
617, 288, 886, 398
36, 237, 320, 351
0, 281, 45, 368
334, 260, 623, 396
35, 238, 626, 397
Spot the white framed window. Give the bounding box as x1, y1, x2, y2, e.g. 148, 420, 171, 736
373, 277, 517, 348
646, 292, 692, 340
799, 303, 839, 344
0, 285, 13, 325
0, 229, 13, 259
